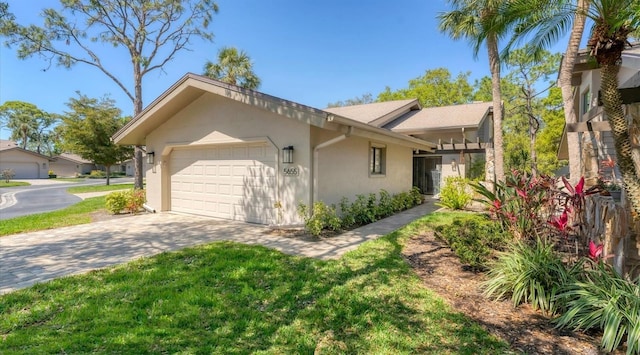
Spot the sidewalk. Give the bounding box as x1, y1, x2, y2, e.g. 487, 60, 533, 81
0, 200, 439, 294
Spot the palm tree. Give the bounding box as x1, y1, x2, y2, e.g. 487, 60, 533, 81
439, 0, 505, 183
505, 0, 640, 217
203, 46, 261, 90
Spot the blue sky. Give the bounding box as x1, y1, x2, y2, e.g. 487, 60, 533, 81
0, 0, 564, 140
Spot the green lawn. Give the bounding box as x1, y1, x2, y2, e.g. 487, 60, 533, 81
0, 213, 507, 354
0, 181, 30, 187
66, 183, 135, 193
0, 196, 106, 236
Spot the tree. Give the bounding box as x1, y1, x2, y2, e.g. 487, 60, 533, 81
377, 68, 474, 107
59, 93, 133, 186
1, 0, 219, 189
439, 0, 506, 183
0, 101, 57, 152
504, 47, 562, 176
326, 93, 374, 108
203, 46, 261, 89
536, 87, 567, 175
505, 0, 640, 217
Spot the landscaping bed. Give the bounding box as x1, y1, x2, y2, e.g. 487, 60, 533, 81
402, 227, 613, 354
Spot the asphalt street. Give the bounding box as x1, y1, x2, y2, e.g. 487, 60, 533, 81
0, 178, 133, 220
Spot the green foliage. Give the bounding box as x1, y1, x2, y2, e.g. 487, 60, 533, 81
536, 87, 568, 174
105, 189, 146, 215
88, 170, 106, 178
0, 225, 508, 353
375, 189, 395, 219
377, 68, 475, 107
59, 94, 133, 174
297, 201, 341, 237
437, 176, 472, 210
0, 100, 58, 155
555, 262, 640, 354
483, 238, 581, 315
203, 46, 261, 89
435, 214, 511, 270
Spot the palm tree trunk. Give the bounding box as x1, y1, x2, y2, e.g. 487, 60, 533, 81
559, 0, 588, 183
601, 63, 640, 219
487, 33, 504, 182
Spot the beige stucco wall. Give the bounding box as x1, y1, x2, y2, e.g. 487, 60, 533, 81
312, 127, 413, 206
144, 92, 312, 225
50, 160, 80, 177
0, 150, 49, 179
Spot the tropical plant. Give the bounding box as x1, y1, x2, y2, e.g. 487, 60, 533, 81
483, 237, 582, 315
437, 176, 472, 210
203, 46, 261, 89
555, 261, 640, 354
504, 0, 640, 218
439, 0, 505, 182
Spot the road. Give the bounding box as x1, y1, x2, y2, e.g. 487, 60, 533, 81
0, 178, 133, 220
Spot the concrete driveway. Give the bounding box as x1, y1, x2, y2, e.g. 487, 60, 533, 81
0, 201, 438, 294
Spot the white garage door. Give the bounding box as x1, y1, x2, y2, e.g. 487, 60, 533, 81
170, 144, 276, 224
0, 162, 39, 179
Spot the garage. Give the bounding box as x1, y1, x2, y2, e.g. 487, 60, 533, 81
169, 143, 276, 224
0, 162, 40, 179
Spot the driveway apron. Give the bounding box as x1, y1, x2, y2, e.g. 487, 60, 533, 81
0, 200, 438, 294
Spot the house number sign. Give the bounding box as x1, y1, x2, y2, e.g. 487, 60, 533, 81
283, 167, 299, 176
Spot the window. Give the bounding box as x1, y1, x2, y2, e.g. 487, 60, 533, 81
581, 88, 591, 116
370, 144, 386, 175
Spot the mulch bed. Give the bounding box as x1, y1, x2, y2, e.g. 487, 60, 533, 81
402, 229, 620, 355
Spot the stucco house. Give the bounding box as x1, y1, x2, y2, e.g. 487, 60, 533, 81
50, 153, 96, 177
113, 73, 494, 225
326, 100, 494, 194
558, 45, 640, 183
0, 140, 53, 179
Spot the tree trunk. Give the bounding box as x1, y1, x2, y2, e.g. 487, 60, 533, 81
559, 0, 588, 183
133, 69, 144, 190
105, 164, 111, 186
487, 33, 504, 182
601, 63, 640, 219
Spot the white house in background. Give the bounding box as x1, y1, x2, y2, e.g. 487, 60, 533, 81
113, 73, 494, 225
50, 153, 96, 177
558, 45, 640, 184
0, 140, 53, 179
121, 157, 149, 177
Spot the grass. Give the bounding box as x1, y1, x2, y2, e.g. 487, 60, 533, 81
0, 213, 507, 354
55, 177, 87, 182
0, 181, 30, 187
0, 196, 106, 236
67, 183, 135, 193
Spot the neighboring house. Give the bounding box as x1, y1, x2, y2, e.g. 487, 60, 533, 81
558, 45, 640, 184
327, 100, 494, 194
0, 140, 53, 179
113, 74, 437, 225
50, 153, 96, 177
121, 157, 148, 177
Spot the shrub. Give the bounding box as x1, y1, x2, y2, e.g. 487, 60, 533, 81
437, 176, 472, 210
555, 262, 640, 354
376, 189, 395, 219
297, 201, 341, 237
351, 194, 376, 226
2, 169, 15, 182
89, 170, 106, 178
105, 189, 146, 214
483, 238, 581, 315
338, 197, 356, 228
410, 186, 423, 206
105, 191, 128, 214
435, 214, 511, 270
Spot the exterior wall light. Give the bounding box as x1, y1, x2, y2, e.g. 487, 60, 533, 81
451, 159, 457, 171
282, 146, 294, 164
147, 152, 155, 165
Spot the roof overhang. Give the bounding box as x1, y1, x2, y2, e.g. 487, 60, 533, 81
114, 73, 436, 152
0, 147, 54, 161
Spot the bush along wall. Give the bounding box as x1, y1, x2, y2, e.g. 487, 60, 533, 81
297, 187, 423, 237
